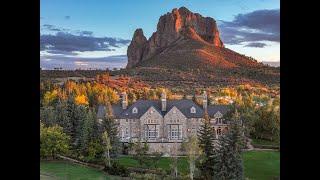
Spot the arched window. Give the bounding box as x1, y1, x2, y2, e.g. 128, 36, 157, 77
132, 107, 138, 114
190, 106, 196, 113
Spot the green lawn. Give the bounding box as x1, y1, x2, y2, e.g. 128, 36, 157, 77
117, 150, 280, 180
40, 161, 121, 180
40, 150, 279, 180
243, 151, 280, 180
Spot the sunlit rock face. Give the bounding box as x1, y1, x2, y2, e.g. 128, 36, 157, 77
126, 7, 224, 68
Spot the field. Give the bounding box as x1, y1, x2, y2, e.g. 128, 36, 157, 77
40, 150, 279, 180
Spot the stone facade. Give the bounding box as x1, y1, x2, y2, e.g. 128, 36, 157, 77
98, 91, 230, 155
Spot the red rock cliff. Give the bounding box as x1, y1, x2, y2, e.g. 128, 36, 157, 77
126, 7, 224, 68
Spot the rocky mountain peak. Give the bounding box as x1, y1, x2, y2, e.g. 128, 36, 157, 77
126, 7, 224, 68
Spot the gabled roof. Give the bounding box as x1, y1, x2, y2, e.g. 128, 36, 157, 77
207, 105, 230, 117
96, 100, 230, 119
118, 100, 163, 119
166, 99, 204, 118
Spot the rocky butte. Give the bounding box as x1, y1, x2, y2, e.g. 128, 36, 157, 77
127, 7, 224, 68
126, 7, 279, 87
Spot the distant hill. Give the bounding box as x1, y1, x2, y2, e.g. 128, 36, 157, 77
125, 7, 279, 88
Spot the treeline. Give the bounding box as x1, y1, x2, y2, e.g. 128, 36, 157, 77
40, 95, 118, 162
40, 75, 173, 108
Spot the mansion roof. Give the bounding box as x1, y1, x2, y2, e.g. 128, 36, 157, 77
97, 99, 230, 119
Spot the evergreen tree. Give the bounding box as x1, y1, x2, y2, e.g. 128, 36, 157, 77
66, 95, 78, 143
213, 110, 245, 180
73, 105, 88, 150
197, 112, 216, 179
55, 100, 73, 136
104, 100, 120, 157
40, 106, 57, 126
78, 108, 95, 154
198, 112, 215, 157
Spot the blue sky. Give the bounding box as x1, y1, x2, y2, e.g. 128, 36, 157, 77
40, 0, 280, 69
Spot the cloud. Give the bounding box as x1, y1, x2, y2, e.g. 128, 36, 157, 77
42, 24, 63, 32
65, 16, 70, 20
219, 9, 279, 46
244, 42, 267, 48
40, 31, 130, 53
40, 54, 128, 70
40, 24, 130, 69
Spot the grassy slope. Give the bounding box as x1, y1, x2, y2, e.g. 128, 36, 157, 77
40, 161, 120, 180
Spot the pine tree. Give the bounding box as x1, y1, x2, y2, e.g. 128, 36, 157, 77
73, 105, 89, 151
78, 108, 95, 154
198, 112, 215, 157
55, 100, 73, 136
213, 110, 245, 180
197, 112, 216, 179
104, 100, 120, 157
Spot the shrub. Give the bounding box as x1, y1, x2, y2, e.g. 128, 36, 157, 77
40, 122, 70, 159
104, 161, 129, 177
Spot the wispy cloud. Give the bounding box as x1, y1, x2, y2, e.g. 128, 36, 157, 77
219, 9, 279, 47
244, 42, 267, 48
40, 24, 130, 69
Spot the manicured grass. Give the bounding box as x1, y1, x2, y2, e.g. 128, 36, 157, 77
40, 151, 279, 180
117, 156, 189, 174
243, 151, 280, 180
40, 161, 121, 180
117, 151, 280, 179
251, 138, 280, 147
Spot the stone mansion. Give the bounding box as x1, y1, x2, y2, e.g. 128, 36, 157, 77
97, 91, 230, 154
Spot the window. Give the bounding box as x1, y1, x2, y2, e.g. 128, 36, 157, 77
190, 107, 196, 113
126, 119, 128, 123
217, 128, 222, 136
147, 119, 156, 124
173, 109, 176, 114
125, 128, 129, 135
132, 107, 138, 114
170, 127, 182, 139
145, 127, 158, 139
216, 118, 223, 124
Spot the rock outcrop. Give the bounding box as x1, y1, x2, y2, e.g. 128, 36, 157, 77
126, 7, 224, 68
126, 29, 147, 68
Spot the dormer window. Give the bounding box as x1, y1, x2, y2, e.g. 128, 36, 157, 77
132, 107, 138, 114
190, 106, 196, 114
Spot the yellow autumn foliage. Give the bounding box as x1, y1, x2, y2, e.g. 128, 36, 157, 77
75, 94, 89, 105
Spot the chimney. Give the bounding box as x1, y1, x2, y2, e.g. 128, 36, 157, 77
161, 91, 167, 111
202, 91, 208, 111
121, 92, 128, 109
